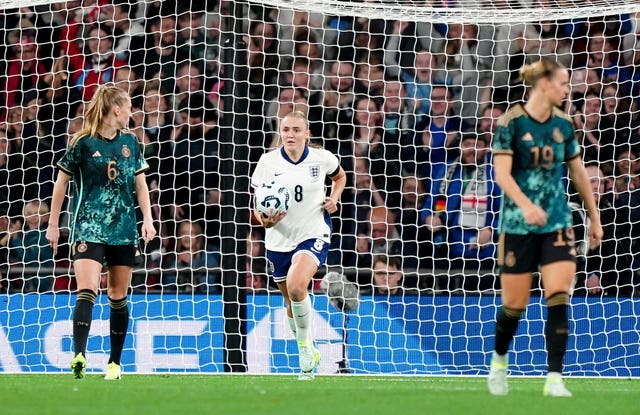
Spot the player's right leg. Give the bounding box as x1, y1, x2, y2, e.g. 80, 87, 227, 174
70, 250, 103, 379
489, 234, 537, 395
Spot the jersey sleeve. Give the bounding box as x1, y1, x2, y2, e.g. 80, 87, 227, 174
492, 119, 514, 155
56, 138, 83, 176
322, 149, 340, 177
564, 123, 581, 161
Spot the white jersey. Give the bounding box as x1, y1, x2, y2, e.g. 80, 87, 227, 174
251, 146, 340, 252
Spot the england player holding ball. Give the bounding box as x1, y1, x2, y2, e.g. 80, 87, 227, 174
251, 111, 346, 380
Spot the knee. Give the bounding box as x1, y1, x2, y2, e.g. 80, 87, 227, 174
286, 280, 308, 302
107, 286, 128, 299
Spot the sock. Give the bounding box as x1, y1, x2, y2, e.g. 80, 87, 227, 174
546, 292, 569, 374
291, 296, 313, 345
73, 289, 96, 356
108, 297, 129, 365
288, 316, 297, 337
494, 306, 524, 356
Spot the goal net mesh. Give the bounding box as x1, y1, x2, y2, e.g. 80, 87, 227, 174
0, 0, 639, 375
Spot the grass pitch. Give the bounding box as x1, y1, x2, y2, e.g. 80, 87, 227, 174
1, 375, 636, 415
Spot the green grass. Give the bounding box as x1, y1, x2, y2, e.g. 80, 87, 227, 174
0, 375, 637, 415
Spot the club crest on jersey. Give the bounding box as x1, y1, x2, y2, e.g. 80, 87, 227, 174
309, 164, 320, 181
553, 128, 563, 143
121, 145, 131, 158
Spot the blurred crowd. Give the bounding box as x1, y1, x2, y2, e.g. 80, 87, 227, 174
0, 0, 639, 296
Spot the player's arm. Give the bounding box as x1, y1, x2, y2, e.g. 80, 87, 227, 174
566, 156, 603, 249
493, 153, 547, 227
324, 166, 346, 214
135, 173, 157, 243
46, 170, 72, 254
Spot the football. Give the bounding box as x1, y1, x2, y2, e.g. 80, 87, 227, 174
255, 180, 290, 216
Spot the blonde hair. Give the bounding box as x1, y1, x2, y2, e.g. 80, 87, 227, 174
71, 83, 130, 145
520, 58, 565, 88
281, 110, 309, 130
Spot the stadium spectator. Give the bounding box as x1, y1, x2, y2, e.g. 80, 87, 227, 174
98, 0, 145, 62
60, 22, 127, 101
575, 163, 634, 296
442, 23, 495, 121
161, 93, 220, 228
613, 147, 640, 194
128, 12, 192, 92
385, 46, 448, 116
173, 62, 205, 109
394, 174, 431, 276
372, 254, 404, 295
18, 91, 56, 203
1, 29, 47, 122
373, 78, 415, 207
354, 53, 386, 98
308, 60, 355, 146
476, 104, 507, 135
420, 133, 501, 291
487, 59, 603, 397
162, 220, 220, 293
328, 157, 385, 273
245, 19, 280, 113
350, 96, 384, 160
572, 92, 611, 166
7, 201, 55, 293
404, 84, 461, 178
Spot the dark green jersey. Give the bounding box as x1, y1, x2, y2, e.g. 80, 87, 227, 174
57, 132, 149, 245
493, 104, 580, 235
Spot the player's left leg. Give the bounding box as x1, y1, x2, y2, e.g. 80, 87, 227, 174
540, 259, 576, 397
104, 262, 134, 380
287, 252, 321, 379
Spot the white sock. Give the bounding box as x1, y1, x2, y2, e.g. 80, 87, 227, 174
291, 296, 312, 345
492, 351, 507, 364
287, 316, 297, 336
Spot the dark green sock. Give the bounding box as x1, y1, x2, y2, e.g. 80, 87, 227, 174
108, 297, 129, 365
73, 289, 96, 356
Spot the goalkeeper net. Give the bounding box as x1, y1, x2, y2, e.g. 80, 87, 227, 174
0, 0, 639, 376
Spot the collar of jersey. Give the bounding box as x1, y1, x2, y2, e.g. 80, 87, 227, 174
280, 145, 309, 165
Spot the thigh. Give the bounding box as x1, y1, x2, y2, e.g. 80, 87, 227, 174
73, 258, 103, 292
500, 272, 534, 309
540, 261, 576, 298
286, 251, 319, 301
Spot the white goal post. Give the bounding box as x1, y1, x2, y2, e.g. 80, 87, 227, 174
0, 0, 639, 376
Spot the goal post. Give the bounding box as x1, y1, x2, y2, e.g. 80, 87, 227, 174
0, 0, 639, 376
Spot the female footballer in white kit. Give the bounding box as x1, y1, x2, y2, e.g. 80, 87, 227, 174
251, 111, 346, 380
